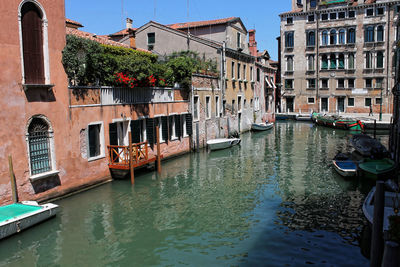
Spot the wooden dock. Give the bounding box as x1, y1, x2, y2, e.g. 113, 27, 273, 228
107, 126, 163, 184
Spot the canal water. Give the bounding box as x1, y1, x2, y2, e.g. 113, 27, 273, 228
1, 121, 386, 266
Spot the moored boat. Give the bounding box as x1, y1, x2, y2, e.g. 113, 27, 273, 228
251, 122, 274, 131
0, 201, 59, 240
332, 153, 358, 177
362, 186, 399, 231
358, 158, 396, 180
312, 113, 364, 131
350, 134, 390, 159
206, 138, 241, 151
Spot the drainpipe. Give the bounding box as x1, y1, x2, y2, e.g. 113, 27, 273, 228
316, 10, 320, 113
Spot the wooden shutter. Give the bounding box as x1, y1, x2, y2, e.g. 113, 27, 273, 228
169, 116, 173, 141
130, 120, 141, 143
175, 115, 181, 139
185, 114, 193, 136
109, 123, 119, 162
146, 118, 155, 146
21, 3, 44, 84
161, 116, 168, 143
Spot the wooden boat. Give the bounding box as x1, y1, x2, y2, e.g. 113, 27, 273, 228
206, 138, 241, 151
295, 114, 312, 121
332, 153, 358, 177
0, 201, 59, 240
251, 122, 273, 131
350, 134, 390, 159
362, 186, 399, 231
313, 113, 364, 131
358, 158, 396, 180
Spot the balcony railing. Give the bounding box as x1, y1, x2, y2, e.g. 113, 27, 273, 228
69, 86, 188, 107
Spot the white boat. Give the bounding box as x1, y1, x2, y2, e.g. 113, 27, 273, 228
362, 187, 398, 231
251, 122, 274, 131
206, 138, 241, 151
0, 201, 59, 240
295, 114, 312, 121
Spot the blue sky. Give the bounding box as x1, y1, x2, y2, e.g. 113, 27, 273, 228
65, 0, 291, 60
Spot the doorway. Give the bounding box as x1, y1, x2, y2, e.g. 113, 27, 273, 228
321, 98, 328, 112
337, 97, 345, 113
286, 97, 294, 112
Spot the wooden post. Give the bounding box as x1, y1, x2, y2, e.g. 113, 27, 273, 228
8, 155, 18, 203
370, 181, 385, 267
156, 125, 161, 174
382, 241, 400, 267
129, 134, 134, 184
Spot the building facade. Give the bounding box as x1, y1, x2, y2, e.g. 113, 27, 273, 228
280, 0, 399, 114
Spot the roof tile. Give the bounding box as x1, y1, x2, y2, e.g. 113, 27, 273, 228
167, 17, 237, 30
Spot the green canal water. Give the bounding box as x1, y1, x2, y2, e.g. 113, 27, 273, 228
1, 121, 387, 266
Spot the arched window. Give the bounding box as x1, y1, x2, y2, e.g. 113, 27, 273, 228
308, 55, 315, 71
19, 1, 50, 85
287, 56, 293, 71
330, 29, 337, 45
330, 53, 337, 69
322, 31, 328, 45
365, 26, 375, 43
347, 28, 355, 44
27, 117, 54, 176
338, 54, 345, 69
339, 29, 346, 44
366, 52, 373, 69
348, 53, 355, 69
307, 31, 315, 47
376, 51, 384, 68
377, 25, 384, 42
321, 55, 328, 69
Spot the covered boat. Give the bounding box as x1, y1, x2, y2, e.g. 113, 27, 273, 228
206, 138, 241, 151
358, 158, 396, 180
251, 122, 274, 131
313, 113, 364, 131
0, 201, 59, 240
350, 134, 390, 159
332, 153, 358, 177
362, 186, 399, 231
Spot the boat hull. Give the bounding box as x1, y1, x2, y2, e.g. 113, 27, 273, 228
358, 159, 395, 180
0, 202, 59, 240
251, 123, 273, 131
207, 138, 241, 151
332, 160, 357, 177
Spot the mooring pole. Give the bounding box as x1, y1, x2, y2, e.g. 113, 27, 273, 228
129, 134, 134, 184
155, 125, 161, 174
370, 181, 385, 267
382, 241, 400, 267
8, 155, 18, 203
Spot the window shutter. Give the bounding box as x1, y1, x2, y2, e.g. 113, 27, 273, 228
185, 114, 193, 136
146, 118, 155, 146
161, 116, 168, 143
169, 116, 173, 140
109, 123, 119, 162
21, 3, 45, 84
130, 120, 141, 143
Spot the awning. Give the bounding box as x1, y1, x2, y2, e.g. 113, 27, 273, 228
265, 77, 272, 88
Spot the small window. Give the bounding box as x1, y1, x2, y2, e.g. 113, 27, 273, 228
321, 13, 329, 21
193, 96, 199, 121
243, 65, 247, 81
231, 62, 235, 79
321, 55, 328, 70
237, 32, 241, 49
338, 78, 345, 88
366, 52, 373, 69
376, 7, 384, 16
147, 32, 155, 50
308, 15, 315, 22
330, 13, 337, 20
376, 78, 383, 88
377, 26, 384, 42
348, 53, 355, 69
339, 29, 346, 44
365, 98, 372, 107
376, 51, 384, 68
307, 31, 315, 47
237, 63, 241, 80
347, 28, 356, 44
330, 29, 337, 45
287, 56, 294, 72
285, 79, 293, 89
308, 55, 315, 71
348, 10, 355, 18
28, 117, 53, 175
322, 31, 328, 46
88, 122, 104, 160
338, 11, 346, 19
308, 97, 315, 104
238, 96, 242, 112
250, 66, 254, 81
205, 96, 211, 119
348, 98, 355, 107
365, 78, 372, 88
215, 96, 220, 117
287, 17, 293, 24
348, 78, 355, 88
321, 79, 329, 88
285, 32, 294, 48
376, 98, 382, 104
308, 79, 316, 89
366, 8, 374, 16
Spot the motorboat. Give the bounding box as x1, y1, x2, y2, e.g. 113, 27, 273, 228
206, 138, 241, 151
0, 201, 59, 240
251, 122, 274, 131
332, 153, 358, 177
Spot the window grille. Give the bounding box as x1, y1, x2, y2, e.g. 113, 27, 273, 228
28, 119, 51, 175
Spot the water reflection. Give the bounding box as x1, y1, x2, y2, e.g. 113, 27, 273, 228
0, 122, 375, 266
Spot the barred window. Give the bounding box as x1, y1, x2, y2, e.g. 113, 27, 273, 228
28, 118, 51, 175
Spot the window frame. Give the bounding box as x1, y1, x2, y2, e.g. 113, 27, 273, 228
193, 95, 200, 121
307, 97, 315, 104
365, 97, 372, 107
348, 97, 355, 107
87, 122, 105, 161
205, 95, 211, 119
215, 95, 220, 117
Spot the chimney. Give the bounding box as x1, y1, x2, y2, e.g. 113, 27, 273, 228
128, 28, 136, 49
126, 18, 133, 29
248, 29, 257, 57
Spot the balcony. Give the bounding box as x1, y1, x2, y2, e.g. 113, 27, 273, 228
69, 86, 188, 107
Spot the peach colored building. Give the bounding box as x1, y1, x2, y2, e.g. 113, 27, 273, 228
0, 0, 191, 206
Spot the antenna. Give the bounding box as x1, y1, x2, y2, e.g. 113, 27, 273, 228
187, 0, 190, 34
121, 0, 124, 28
154, 0, 157, 20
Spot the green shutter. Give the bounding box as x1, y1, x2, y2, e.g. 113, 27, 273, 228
130, 120, 141, 143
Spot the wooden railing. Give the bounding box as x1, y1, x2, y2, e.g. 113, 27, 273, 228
107, 141, 149, 168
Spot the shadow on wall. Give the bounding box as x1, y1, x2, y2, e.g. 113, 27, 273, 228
25, 87, 56, 102
31, 175, 61, 194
